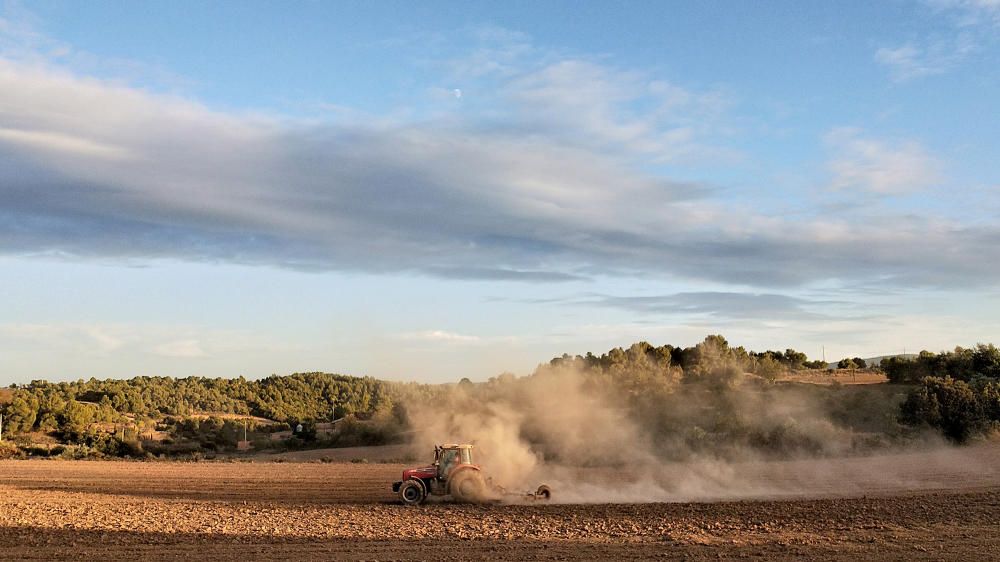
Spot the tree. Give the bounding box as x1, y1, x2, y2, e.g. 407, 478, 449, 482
2, 395, 38, 434
978, 380, 1000, 423
900, 377, 984, 442
973, 344, 1000, 378
783, 349, 808, 370
882, 356, 927, 383
756, 356, 782, 382
837, 358, 859, 370
58, 400, 95, 442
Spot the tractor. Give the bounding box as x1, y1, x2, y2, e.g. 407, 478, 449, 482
392, 443, 551, 505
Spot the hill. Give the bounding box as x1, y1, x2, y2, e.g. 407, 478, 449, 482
2, 336, 1000, 459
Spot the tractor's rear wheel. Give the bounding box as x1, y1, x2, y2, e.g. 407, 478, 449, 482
399, 479, 426, 505
535, 484, 552, 501
449, 469, 487, 503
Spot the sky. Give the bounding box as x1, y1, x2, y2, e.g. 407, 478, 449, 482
1, 0, 999, 384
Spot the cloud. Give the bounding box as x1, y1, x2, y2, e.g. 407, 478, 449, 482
874, 37, 975, 81
0, 322, 289, 363
0, 6, 193, 91
425, 266, 585, 283
501, 59, 733, 161
437, 27, 738, 164
825, 128, 941, 195
400, 330, 482, 344
151, 339, 208, 359
0, 127, 132, 159
0, 55, 720, 280
0, 323, 125, 355
483, 67, 735, 163
586, 292, 838, 322
928, 0, 1000, 27
875, 1, 993, 82
875, 44, 947, 81
0, 28, 999, 293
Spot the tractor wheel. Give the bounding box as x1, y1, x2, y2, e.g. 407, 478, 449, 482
449, 469, 487, 503
535, 484, 552, 501
398, 479, 426, 506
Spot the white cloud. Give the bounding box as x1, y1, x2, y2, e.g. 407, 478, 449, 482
875, 44, 944, 81
825, 128, 941, 195
400, 330, 482, 344
495, 58, 736, 163
0, 323, 126, 356
0, 127, 131, 159
151, 339, 207, 358
928, 0, 1000, 26
0, 24, 998, 293
876, 1, 995, 82
874, 37, 975, 82
0, 322, 279, 360
437, 27, 738, 164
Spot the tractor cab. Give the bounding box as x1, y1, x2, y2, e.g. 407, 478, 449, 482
434, 444, 474, 480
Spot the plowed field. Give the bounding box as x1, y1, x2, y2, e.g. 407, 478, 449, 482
3, 444, 1000, 560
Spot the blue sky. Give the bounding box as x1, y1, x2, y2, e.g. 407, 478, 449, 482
1, 0, 998, 384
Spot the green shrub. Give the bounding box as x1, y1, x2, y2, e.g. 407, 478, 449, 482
24, 445, 52, 457
0, 441, 22, 459
901, 377, 984, 442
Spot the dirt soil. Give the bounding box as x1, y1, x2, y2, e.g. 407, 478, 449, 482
261, 443, 414, 463
2, 445, 1000, 560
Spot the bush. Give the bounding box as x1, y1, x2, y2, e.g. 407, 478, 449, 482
901, 377, 984, 442
24, 445, 52, 457
0, 441, 22, 459
57, 444, 103, 460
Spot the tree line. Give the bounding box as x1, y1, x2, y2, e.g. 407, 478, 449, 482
544, 336, 827, 384
0, 373, 397, 442
3, 336, 999, 457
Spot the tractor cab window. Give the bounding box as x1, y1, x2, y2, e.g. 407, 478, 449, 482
461, 448, 472, 465
439, 449, 459, 478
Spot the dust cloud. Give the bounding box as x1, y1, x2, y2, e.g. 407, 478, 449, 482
403, 362, 963, 504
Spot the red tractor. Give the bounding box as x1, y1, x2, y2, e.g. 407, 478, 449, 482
392, 443, 551, 505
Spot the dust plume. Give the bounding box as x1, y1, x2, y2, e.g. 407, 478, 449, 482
401, 339, 961, 504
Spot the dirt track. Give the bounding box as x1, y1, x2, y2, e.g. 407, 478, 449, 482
3, 445, 1000, 560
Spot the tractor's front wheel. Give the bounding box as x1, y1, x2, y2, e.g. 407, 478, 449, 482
399, 479, 426, 505
449, 469, 487, 503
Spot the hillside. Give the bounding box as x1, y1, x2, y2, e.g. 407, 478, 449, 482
2, 336, 999, 460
